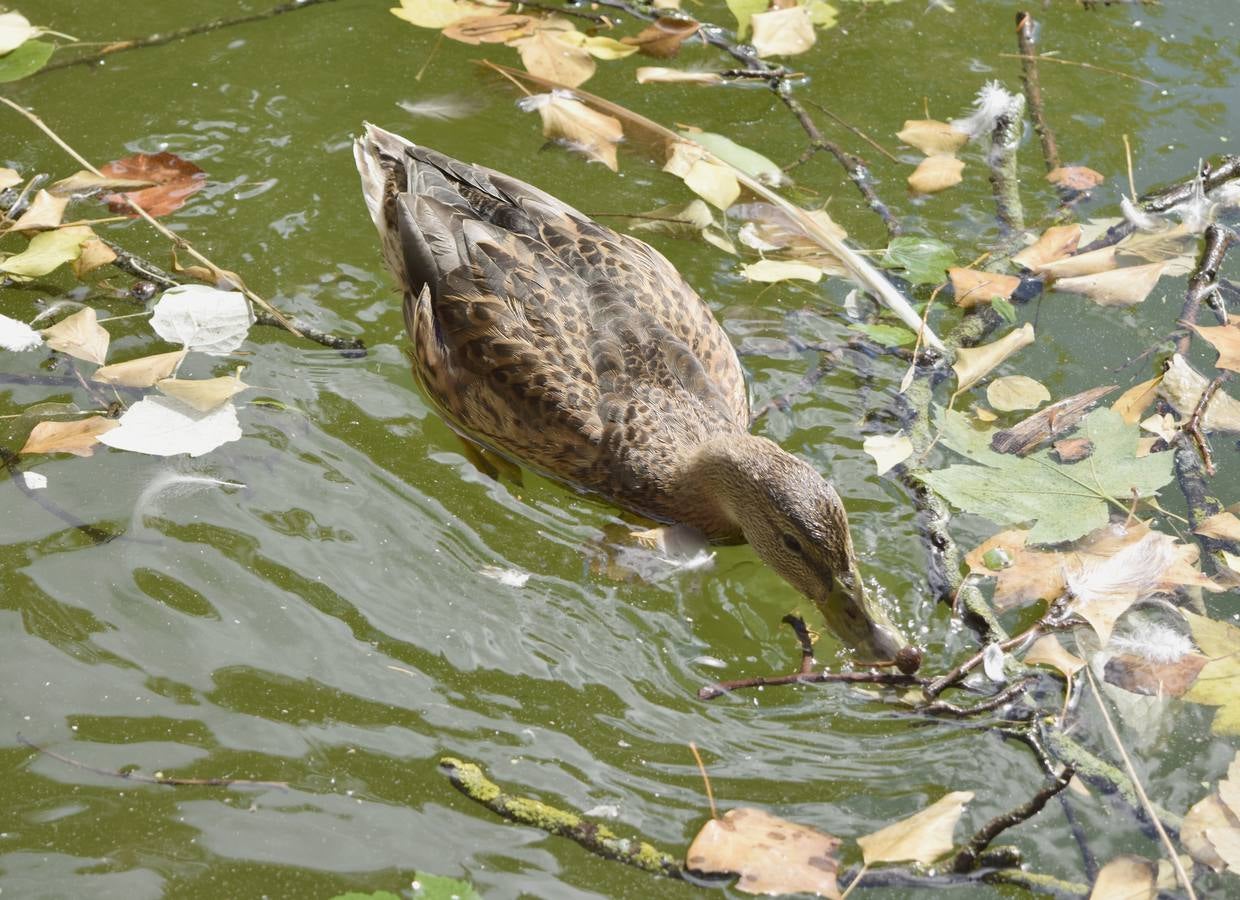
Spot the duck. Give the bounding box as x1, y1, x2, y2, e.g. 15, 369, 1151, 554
354, 123, 909, 661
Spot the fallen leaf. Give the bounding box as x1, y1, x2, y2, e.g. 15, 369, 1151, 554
0, 38, 52, 83
0, 167, 20, 190
952, 323, 1035, 393
1024, 635, 1085, 680
880, 236, 956, 285
896, 119, 968, 156
556, 30, 641, 60
725, 0, 768, 39
1191, 321, 1240, 373
1184, 792, 1239, 872
99, 151, 207, 218
1048, 165, 1105, 192
518, 91, 623, 171
629, 200, 715, 236
91, 349, 187, 388
1182, 612, 1240, 736
48, 170, 157, 196
7, 189, 67, 232
1104, 650, 1208, 698
1159, 354, 1240, 433
664, 140, 739, 210
72, 237, 118, 278
512, 21, 595, 88
948, 267, 1021, 308
1036, 246, 1120, 279
635, 67, 722, 84
732, 203, 847, 273
750, 6, 816, 58
1111, 375, 1163, 425
0, 224, 92, 277
1053, 261, 1168, 307
0, 10, 37, 54
908, 155, 964, 194
857, 791, 974, 866
863, 433, 913, 476
41, 307, 109, 365
622, 16, 699, 58
150, 284, 253, 356
0, 312, 43, 351
986, 375, 1049, 412
686, 808, 841, 897
157, 370, 249, 412
740, 259, 823, 283
1011, 224, 1081, 271
1195, 511, 1240, 543
974, 406, 998, 423
389, 0, 507, 28
98, 396, 242, 458
442, 13, 533, 44
682, 129, 785, 186
1088, 855, 1155, 900
20, 416, 118, 457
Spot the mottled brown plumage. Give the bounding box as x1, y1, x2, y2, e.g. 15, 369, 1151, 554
355, 124, 907, 658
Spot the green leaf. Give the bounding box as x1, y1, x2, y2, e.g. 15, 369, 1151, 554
851, 323, 917, 347
0, 225, 92, 277
0, 40, 53, 83
992, 296, 1017, 323
725, 0, 768, 38
802, 0, 840, 28
413, 872, 483, 900
921, 407, 1175, 544
1182, 612, 1240, 736
880, 236, 957, 285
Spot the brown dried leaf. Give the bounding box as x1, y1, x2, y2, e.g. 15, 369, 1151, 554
621, 16, 700, 58
1159, 354, 1240, 433
896, 119, 968, 156
511, 22, 595, 87
1035, 246, 1120, 279
1191, 320, 1240, 373
857, 791, 974, 866
952, 323, 1034, 393
1024, 635, 1084, 680
72, 236, 118, 278
948, 267, 1021, 309
908, 155, 964, 194
1011, 224, 1081, 271
91, 349, 186, 388
1047, 165, 1105, 191
1111, 375, 1163, 425
1104, 651, 1209, 698
1196, 511, 1240, 543
1054, 261, 1169, 307
442, 13, 533, 44
1183, 792, 1239, 872
1088, 855, 1155, 900
686, 808, 841, 897
7, 189, 68, 232
520, 92, 623, 171
20, 416, 118, 457
100, 151, 207, 218
41, 307, 109, 365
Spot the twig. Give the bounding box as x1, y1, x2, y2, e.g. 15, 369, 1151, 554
687, 742, 717, 820
1181, 372, 1229, 476
1177, 224, 1238, 354
699, 668, 925, 701
996, 52, 1159, 88
918, 677, 1035, 718
924, 625, 1048, 698
439, 757, 684, 877
0, 96, 300, 336
1014, 12, 1061, 173
1084, 668, 1197, 898
951, 765, 1075, 872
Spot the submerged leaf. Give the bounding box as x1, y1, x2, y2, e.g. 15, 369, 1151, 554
1089, 855, 1155, 900
99, 151, 207, 218
1047, 165, 1105, 192
157, 370, 249, 412
98, 396, 242, 458
686, 807, 841, 897
20, 416, 118, 457
857, 792, 974, 866
880, 236, 956, 285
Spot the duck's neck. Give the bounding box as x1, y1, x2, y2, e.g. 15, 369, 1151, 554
669, 433, 784, 542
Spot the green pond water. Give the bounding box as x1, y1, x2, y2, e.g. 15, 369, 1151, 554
2, 1, 1239, 897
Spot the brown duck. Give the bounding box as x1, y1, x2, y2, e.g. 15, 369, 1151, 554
355, 123, 908, 659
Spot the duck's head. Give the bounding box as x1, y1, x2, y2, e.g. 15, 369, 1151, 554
683, 433, 910, 661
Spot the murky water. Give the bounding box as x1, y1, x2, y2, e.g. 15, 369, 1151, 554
3, 2, 1239, 897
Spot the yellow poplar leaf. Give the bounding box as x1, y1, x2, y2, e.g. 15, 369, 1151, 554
750, 6, 816, 58
40, 307, 109, 365
986, 375, 1050, 412
908, 155, 964, 194
7, 189, 68, 232
1088, 855, 1155, 900
520, 92, 623, 171
442, 13, 534, 44
863, 433, 913, 476
72, 237, 118, 278
1158, 354, 1240, 433
0, 167, 21, 191
974, 406, 998, 423
1048, 165, 1105, 191
949, 267, 1020, 308
92, 349, 187, 388
157, 371, 249, 412
1012, 224, 1082, 271
1191, 321, 1240, 373
1024, 635, 1084, 680
1111, 375, 1163, 425
1195, 511, 1240, 543
686, 807, 841, 897
1053, 261, 1168, 307
739, 259, 823, 283
512, 23, 596, 88
1183, 792, 1238, 872
0, 224, 92, 277
635, 67, 722, 84
857, 791, 974, 865
664, 141, 739, 210
389, 0, 507, 28
1035, 246, 1120, 279
20, 416, 118, 457
952, 323, 1035, 393
896, 120, 968, 155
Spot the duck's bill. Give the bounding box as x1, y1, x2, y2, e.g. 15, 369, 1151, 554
815, 574, 909, 661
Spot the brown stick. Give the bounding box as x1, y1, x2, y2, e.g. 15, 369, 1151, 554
1177, 224, 1238, 354
952, 765, 1075, 872
1182, 372, 1229, 476
1015, 12, 1061, 173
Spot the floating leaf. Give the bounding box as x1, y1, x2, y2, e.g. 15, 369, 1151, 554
681, 129, 785, 186
622, 16, 699, 58
72, 237, 118, 277
0, 10, 38, 54
1191, 320, 1240, 373
1182, 612, 1240, 736
0, 39, 52, 83
0, 313, 42, 351
1054, 261, 1168, 307
20, 416, 118, 457
0, 167, 20, 190
1111, 375, 1163, 425
48, 170, 156, 196
41, 307, 109, 364
1025, 635, 1084, 680
1047, 165, 1105, 192
1195, 511, 1240, 543
1089, 855, 1155, 900
664, 140, 739, 210
512, 21, 595, 88
881, 236, 956, 285
1183, 753, 1240, 873
952, 323, 1035, 393
91, 349, 187, 388
629, 200, 715, 236
857, 792, 974, 866
725, 0, 768, 39
442, 13, 533, 44
150, 284, 253, 356
686, 807, 841, 897
896, 119, 968, 155
636, 67, 722, 84
908, 155, 964, 194
389, 0, 507, 28
750, 6, 816, 58
98, 396, 242, 457
7, 189, 67, 232
1037, 246, 1120, 279
157, 370, 249, 412
0, 224, 92, 277
949, 267, 1020, 308
740, 259, 822, 283
555, 30, 640, 60
518, 90, 623, 171
1159, 354, 1240, 433
987, 375, 1050, 412
1011, 224, 1082, 271
99, 151, 207, 218
864, 433, 913, 476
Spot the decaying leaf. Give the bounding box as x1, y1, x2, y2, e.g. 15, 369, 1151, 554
863, 433, 913, 476
0, 312, 43, 351
664, 140, 740, 210
7, 189, 68, 232
91, 349, 187, 388
952, 323, 1034, 393
1104, 646, 1208, 698
41, 307, 109, 365
1053, 261, 1168, 307
100, 152, 207, 218
1195, 511, 1240, 543
1036, 246, 1120, 280
731, 203, 847, 274
1159, 354, 1240, 433
157, 370, 249, 412
621, 16, 699, 57
71, 236, 118, 278
629, 200, 715, 236
389, 0, 508, 28
442, 13, 533, 44
1047, 165, 1105, 192
635, 67, 722, 84
908, 155, 964, 194
0, 167, 21, 190
1025, 635, 1085, 681
0, 224, 92, 277
20, 416, 118, 457
150, 284, 253, 356
857, 791, 973, 866
1183, 753, 1240, 872
1111, 375, 1163, 425
1140, 412, 1178, 444
948, 267, 1020, 309
98, 396, 242, 458
896, 119, 968, 156
518, 91, 623, 171
991, 384, 1118, 456
1011, 224, 1081, 271
48, 170, 157, 196
686, 808, 841, 897
740, 259, 823, 283
1191, 320, 1240, 373
557, 30, 641, 60
1088, 855, 1155, 900
512, 21, 596, 87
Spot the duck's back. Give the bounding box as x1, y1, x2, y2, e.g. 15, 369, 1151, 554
356, 125, 748, 519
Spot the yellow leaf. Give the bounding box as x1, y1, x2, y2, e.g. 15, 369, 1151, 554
0, 167, 21, 191
20, 416, 118, 457
0, 225, 92, 278
40, 307, 109, 365
952, 323, 1035, 393
1183, 791, 1238, 872
1195, 511, 1240, 543
157, 371, 249, 412
92, 349, 187, 388
739, 259, 823, 283
908, 155, 964, 194
1024, 635, 1084, 680
1111, 374, 1163, 425
1036, 246, 1120, 279
664, 140, 739, 210
72, 237, 118, 278
1158, 354, 1240, 433
561, 32, 640, 60
750, 6, 816, 58
686, 807, 841, 897
1088, 855, 1155, 900
7, 189, 68, 232
857, 791, 974, 865
511, 22, 596, 88
896, 120, 968, 156
518, 91, 623, 171
986, 375, 1050, 412
1192, 320, 1240, 373
389, 0, 507, 28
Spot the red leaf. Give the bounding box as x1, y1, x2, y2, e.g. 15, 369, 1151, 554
99, 151, 206, 218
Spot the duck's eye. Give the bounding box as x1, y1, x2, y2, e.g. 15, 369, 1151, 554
782, 533, 803, 555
